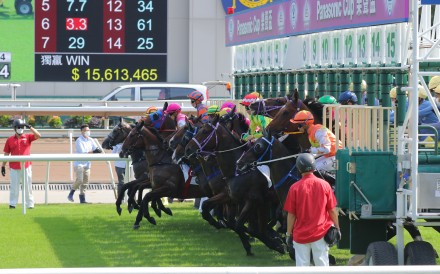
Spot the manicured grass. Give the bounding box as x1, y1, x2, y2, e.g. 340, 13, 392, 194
0, 4, 34, 82
0, 203, 438, 268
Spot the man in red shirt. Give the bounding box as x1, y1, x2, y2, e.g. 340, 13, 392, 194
284, 153, 340, 266
2, 119, 41, 209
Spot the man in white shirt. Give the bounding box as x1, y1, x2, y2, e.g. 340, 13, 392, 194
67, 124, 102, 203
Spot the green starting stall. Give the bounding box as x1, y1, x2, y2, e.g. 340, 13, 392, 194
227, 0, 440, 265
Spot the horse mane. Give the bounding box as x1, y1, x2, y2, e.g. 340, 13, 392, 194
303, 98, 324, 124
145, 126, 164, 144
236, 112, 249, 132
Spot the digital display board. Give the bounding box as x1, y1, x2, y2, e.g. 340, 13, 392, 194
34, 0, 167, 82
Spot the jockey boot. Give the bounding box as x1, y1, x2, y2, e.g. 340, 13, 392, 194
67, 190, 75, 202
79, 194, 88, 204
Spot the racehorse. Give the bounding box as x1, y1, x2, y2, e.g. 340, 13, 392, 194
184, 115, 285, 256
101, 119, 153, 214
236, 130, 338, 264
120, 120, 204, 229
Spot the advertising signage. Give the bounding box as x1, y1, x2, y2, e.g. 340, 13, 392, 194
225, 0, 409, 46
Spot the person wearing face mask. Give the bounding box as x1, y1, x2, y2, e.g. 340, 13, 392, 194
67, 124, 102, 203
2, 119, 41, 209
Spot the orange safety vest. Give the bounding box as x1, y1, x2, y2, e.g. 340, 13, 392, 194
307, 124, 342, 157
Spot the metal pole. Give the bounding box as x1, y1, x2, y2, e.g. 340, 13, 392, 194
21, 163, 26, 214
45, 161, 50, 205
69, 130, 73, 181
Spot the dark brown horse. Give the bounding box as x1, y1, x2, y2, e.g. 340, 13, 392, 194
236, 131, 338, 263
184, 116, 284, 256
101, 119, 154, 215
120, 121, 204, 229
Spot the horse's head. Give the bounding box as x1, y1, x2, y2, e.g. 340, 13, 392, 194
249, 97, 288, 118
185, 117, 220, 158
266, 97, 306, 136
102, 118, 132, 150
120, 121, 164, 158
120, 124, 144, 158
169, 121, 198, 150
237, 130, 275, 171
303, 97, 324, 124
219, 107, 249, 138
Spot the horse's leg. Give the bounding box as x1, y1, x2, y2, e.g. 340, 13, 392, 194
142, 185, 172, 224
201, 193, 229, 229
151, 198, 162, 217
137, 183, 149, 207
133, 191, 156, 229
155, 197, 173, 216
128, 181, 145, 212
115, 178, 141, 215
232, 201, 254, 256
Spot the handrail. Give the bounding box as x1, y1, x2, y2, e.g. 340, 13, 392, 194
0, 154, 131, 215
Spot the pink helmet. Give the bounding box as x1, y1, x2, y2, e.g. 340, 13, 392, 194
165, 103, 181, 114
220, 101, 235, 110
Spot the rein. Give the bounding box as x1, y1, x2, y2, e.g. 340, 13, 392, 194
257, 100, 283, 118
252, 153, 301, 166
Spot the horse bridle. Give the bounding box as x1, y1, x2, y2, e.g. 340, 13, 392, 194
107, 124, 130, 148
125, 127, 161, 156
253, 99, 285, 118
191, 122, 219, 155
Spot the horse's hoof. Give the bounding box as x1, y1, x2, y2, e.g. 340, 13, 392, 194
133, 224, 140, 230
147, 217, 156, 225
153, 208, 162, 217
116, 207, 122, 216
246, 252, 255, 256
128, 205, 134, 214
163, 208, 172, 216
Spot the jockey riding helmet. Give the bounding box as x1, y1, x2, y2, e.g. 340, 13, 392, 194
12, 119, 26, 128
338, 91, 358, 105
291, 110, 314, 126
349, 80, 367, 92
145, 106, 158, 115
207, 105, 220, 115
428, 76, 440, 93
220, 101, 235, 110
240, 92, 263, 107
165, 103, 181, 114
318, 95, 338, 104
187, 90, 204, 103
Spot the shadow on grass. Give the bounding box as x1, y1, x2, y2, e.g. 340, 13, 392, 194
32, 205, 292, 267
33, 217, 109, 267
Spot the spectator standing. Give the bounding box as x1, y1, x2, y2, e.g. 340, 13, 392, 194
67, 124, 102, 203
284, 153, 340, 266
2, 119, 41, 209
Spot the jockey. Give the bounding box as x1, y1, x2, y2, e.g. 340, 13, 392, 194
240, 92, 272, 142
318, 95, 338, 105
145, 106, 158, 116
187, 90, 208, 123
338, 91, 358, 105
165, 103, 187, 128
291, 110, 342, 172
220, 101, 235, 110
207, 105, 220, 122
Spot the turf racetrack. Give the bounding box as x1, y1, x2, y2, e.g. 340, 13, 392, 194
0, 203, 439, 268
